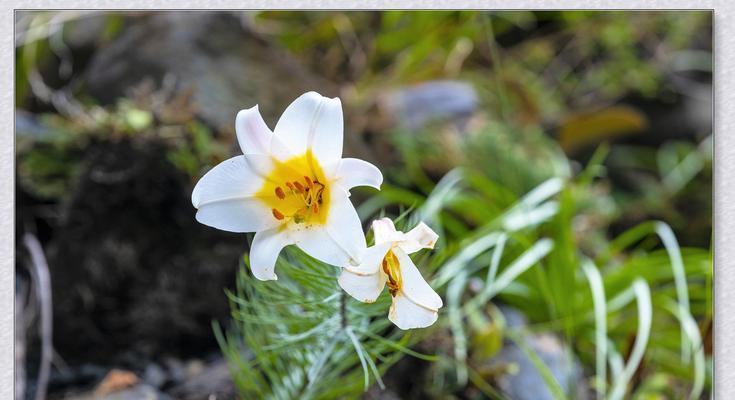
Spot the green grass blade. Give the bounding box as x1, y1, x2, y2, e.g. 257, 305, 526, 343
582, 260, 608, 399
654, 222, 692, 363
608, 279, 652, 400
489, 238, 554, 296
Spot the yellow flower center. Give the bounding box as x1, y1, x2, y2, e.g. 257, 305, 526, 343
382, 249, 402, 297
255, 150, 330, 226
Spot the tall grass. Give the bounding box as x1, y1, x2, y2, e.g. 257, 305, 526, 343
217, 150, 711, 398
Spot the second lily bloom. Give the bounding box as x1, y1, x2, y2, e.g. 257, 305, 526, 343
339, 218, 444, 330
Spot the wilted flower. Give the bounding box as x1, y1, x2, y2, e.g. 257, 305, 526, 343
192, 92, 383, 281
338, 218, 443, 329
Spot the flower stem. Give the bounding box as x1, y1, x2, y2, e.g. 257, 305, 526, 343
340, 290, 348, 329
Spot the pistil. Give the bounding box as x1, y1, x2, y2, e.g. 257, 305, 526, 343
382, 250, 402, 297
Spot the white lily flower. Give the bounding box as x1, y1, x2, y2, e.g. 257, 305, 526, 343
192, 92, 383, 281
338, 218, 443, 330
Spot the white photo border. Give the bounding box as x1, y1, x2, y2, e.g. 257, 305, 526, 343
2, 1, 728, 399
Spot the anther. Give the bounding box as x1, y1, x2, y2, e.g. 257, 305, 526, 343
304, 176, 313, 187
293, 181, 305, 193
275, 186, 286, 199
272, 208, 285, 220
285, 182, 294, 191
312, 202, 319, 214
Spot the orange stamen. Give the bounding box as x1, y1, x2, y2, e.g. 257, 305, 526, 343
304, 176, 313, 187
272, 208, 285, 220
285, 182, 294, 191
293, 181, 305, 193
275, 186, 286, 199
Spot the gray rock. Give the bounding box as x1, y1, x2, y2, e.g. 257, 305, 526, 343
58, 383, 169, 400
487, 307, 589, 400
143, 363, 167, 389
380, 80, 478, 132
163, 357, 186, 385
167, 358, 236, 400
102, 384, 169, 400
16, 110, 52, 141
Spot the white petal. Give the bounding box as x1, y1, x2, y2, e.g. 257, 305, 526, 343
274, 92, 344, 171
191, 156, 265, 208
292, 227, 351, 267
338, 269, 386, 303
268, 134, 295, 161
372, 218, 403, 245
241, 153, 276, 179
394, 249, 443, 310
398, 222, 439, 254
344, 242, 392, 275
325, 188, 367, 263
332, 158, 383, 191
196, 199, 276, 233
389, 293, 439, 330
236, 106, 272, 155
249, 228, 292, 281
291, 189, 366, 266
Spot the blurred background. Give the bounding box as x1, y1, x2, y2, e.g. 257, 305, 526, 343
15, 10, 711, 400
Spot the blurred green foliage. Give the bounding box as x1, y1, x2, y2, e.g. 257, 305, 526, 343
252, 11, 710, 126
17, 95, 229, 200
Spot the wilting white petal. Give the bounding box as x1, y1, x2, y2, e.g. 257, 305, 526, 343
398, 222, 439, 254
250, 228, 293, 281
344, 242, 392, 275
394, 249, 443, 310
332, 158, 383, 191
191, 156, 265, 208
236, 106, 272, 155
339, 270, 387, 304
274, 92, 343, 171
338, 269, 387, 304
338, 242, 391, 302
372, 218, 403, 245
196, 199, 276, 233
389, 293, 439, 330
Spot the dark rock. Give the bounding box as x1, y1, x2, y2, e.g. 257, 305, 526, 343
37, 138, 245, 365
84, 11, 337, 132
